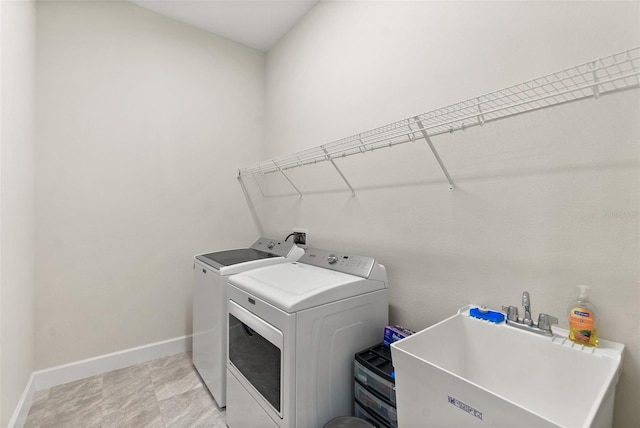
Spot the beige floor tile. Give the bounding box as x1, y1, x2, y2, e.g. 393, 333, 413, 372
103, 394, 164, 428
39, 375, 103, 428
39, 392, 103, 428
148, 353, 202, 401
158, 386, 225, 428
47, 374, 102, 402
24, 389, 51, 428
22, 352, 224, 428
102, 363, 155, 414
103, 362, 152, 397
103, 380, 156, 417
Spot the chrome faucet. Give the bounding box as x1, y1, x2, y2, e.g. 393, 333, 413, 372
522, 291, 533, 326
502, 291, 558, 336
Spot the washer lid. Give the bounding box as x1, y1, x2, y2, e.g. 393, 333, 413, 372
228, 262, 386, 312
195, 237, 302, 271
196, 248, 277, 270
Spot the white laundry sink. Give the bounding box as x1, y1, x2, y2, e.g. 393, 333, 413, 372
390, 306, 625, 428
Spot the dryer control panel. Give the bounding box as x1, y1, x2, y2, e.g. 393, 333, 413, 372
299, 248, 376, 278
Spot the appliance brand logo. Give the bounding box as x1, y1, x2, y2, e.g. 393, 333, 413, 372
448, 395, 483, 421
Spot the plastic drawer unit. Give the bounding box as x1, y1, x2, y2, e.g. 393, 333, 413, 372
354, 381, 398, 427
354, 401, 392, 428
353, 343, 397, 428
354, 344, 396, 404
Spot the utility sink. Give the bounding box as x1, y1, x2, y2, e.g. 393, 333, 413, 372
390, 306, 625, 428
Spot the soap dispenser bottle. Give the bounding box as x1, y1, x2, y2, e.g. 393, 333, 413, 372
568, 285, 599, 347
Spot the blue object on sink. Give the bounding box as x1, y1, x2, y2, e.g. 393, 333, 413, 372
469, 307, 505, 323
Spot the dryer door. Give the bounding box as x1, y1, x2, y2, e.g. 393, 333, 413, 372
228, 300, 284, 417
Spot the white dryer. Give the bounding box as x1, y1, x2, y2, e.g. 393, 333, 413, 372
192, 237, 304, 407
226, 248, 389, 428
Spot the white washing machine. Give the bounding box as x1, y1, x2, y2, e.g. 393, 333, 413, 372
226, 247, 389, 428
192, 237, 304, 407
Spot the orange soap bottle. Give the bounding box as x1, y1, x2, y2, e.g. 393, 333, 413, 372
568, 285, 599, 347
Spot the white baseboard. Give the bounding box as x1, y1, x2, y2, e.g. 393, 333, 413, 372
7, 373, 36, 428
33, 334, 192, 390
8, 335, 192, 428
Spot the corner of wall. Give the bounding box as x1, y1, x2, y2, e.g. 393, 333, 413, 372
1, 0, 37, 426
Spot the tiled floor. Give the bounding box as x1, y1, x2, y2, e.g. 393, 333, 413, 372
24, 352, 226, 428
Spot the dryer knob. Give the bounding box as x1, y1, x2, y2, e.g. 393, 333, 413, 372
327, 254, 339, 264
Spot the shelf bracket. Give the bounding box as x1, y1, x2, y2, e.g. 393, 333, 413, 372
237, 170, 265, 236
252, 172, 266, 197
414, 116, 455, 191
476, 97, 486, 125
589, 61, 600, 99
321, 146, 356, 197
274, 161, 303, 198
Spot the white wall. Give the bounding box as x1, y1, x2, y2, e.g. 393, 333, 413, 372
35, 1, 264, 369
0, 0, 36, 425
258, 1, 639, 426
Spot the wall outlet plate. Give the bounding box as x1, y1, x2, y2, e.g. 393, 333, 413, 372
292, 228, 308, 248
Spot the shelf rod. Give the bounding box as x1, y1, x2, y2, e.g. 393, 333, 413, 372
417, 70, 640, 136
321, 146, 356, 197
274, 160, 303, 198
238, 48, 639, 180
414, 117, 455, 191
243, 72, 638, 178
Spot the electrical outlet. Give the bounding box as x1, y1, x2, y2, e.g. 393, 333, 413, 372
292, 228, 308, 247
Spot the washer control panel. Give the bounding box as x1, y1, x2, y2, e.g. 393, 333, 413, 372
299, 248, 376, 278
251, 237, 296, 257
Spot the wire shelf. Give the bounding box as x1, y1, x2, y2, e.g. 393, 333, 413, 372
238, 48, 640, 194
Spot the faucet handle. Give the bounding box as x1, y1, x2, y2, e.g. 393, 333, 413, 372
538, 313, 558, 332
502, 305, 519, 322
522, 291, 530, 307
